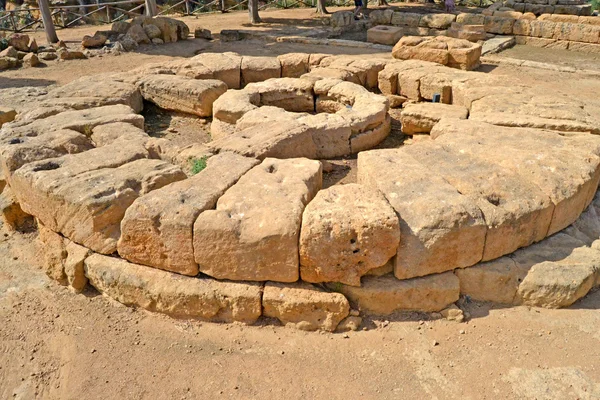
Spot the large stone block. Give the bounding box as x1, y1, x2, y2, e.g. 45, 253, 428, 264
419, 13, 456, 29
189, 52, 242, 89
484, 16, 516, 34
277, 53, 310, 78
138, 75, 227, 117
118, 152, 259, 276
391, 12, 422, 27
241, 56, 281, 86
400, 103, 468, 134
332, 272, 460, 314
367, 25, 405, 46
299, 183, 400, 286
193, 158, 322, 282
11, 143, 186, 254
263, 281, 350, 331
85, 253, 263, 323
358, 149, 487, 279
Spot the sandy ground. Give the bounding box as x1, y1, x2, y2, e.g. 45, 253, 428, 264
2, 8, 600, 399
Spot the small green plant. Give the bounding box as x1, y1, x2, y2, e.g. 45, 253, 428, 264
190, 156, 209, 175
329, 282, 343, 293
81, 124, 93, 137
592, 0, 600, 12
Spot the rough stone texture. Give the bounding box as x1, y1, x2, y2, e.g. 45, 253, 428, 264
367, 25, 405, 45
333, 272, 460, 314
84, 253, 263, 323
138, 75, 227, 117
299, 184, 400, 286
484, 16, 516, 34
392, 36, 482, 70
0, 129, 94, 180
245, 78, 315, 112
38, 222, 68, 285
188, 52, 242, 89
118, 152, 259, 276
431, 119, 600, 238
0, 106, 17, 128
447, 23, 487, 42
241, 56, 281, 86
277, 53, 310, 78
391, 12, 422, 27
0, 185, 33, 231
1, 104, 144, 140
64, 240, 92, 293
44, 76, 144, 113
90, 122, 149, 147
209, 121, 317, 160
263, 281, 350, 331
455, 257, 523, 304
419, 13, 457, 29
400, 103, 468, 134
358, 149, 487, 280
517, 253, 599, 308
193, 158, 322, 282
11, 144, 186, 254
82, 33, 107, 48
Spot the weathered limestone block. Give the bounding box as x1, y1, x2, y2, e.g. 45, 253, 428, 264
468, 91, 600, 134
419, 13, 456, 29
517, 255, 598, 308
349, 115, 391, 153
12, 144, 186, 254
241, 56, 281, 86
431, 119, 600, 236
263, 281, 350, 331
447, 23, 487, 42
118, 152, 259, 276
0, 104, 144, 140
235, 106, 306, 131
392, 36, 449, 66
138, 75, 227, 117
484, 16, 516, 34
38, 222, 68, 285
456, 13, 485, 25
332, 272, 460, 314
84, 253, 263, 323
553, 22, 600, 43
400, 103, 468, 134
331, 11, 354, 28
209, 121, 317, 160
47, 74, 144, 113
455, 257, 523, 304
189, 52, 242, 89
367, 25, 405, 46
391, 12, 422, 27
0, 106, 17, 128
403, 142, 554, 261
212, 89, 260, 125
0, 129, 94, 180
277, 53, 310, 78
0, 185, 33, 232
90, 122, 149, 147
299, 184, 400, 286
64, 240, 92, 293
358, 149, 487, 279
297, 113, 351, 158
245, 78, 315, 112
193, 158, 322, 282
369, 9, 394, 25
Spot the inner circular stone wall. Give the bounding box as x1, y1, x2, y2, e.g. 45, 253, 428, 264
2, 50, 600, 332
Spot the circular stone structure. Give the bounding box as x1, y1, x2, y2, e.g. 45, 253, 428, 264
2, 51, 600, 332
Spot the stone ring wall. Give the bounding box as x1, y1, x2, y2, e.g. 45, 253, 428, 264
2, 51, 600, 332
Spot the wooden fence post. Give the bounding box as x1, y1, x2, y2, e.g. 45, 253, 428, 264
38, 0, 59, 43
145, 0, 157, 16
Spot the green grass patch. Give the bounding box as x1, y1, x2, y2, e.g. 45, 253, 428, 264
190, 156, 210, 175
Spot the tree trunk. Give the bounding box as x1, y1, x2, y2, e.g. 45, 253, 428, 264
38, 0, 59, 43
316, 0, 329, 14
248, 0, 261, 23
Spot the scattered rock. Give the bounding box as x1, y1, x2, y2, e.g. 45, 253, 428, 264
82, 33, 107, 48
194, 28, 212, 40
22, 53, 39, 67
